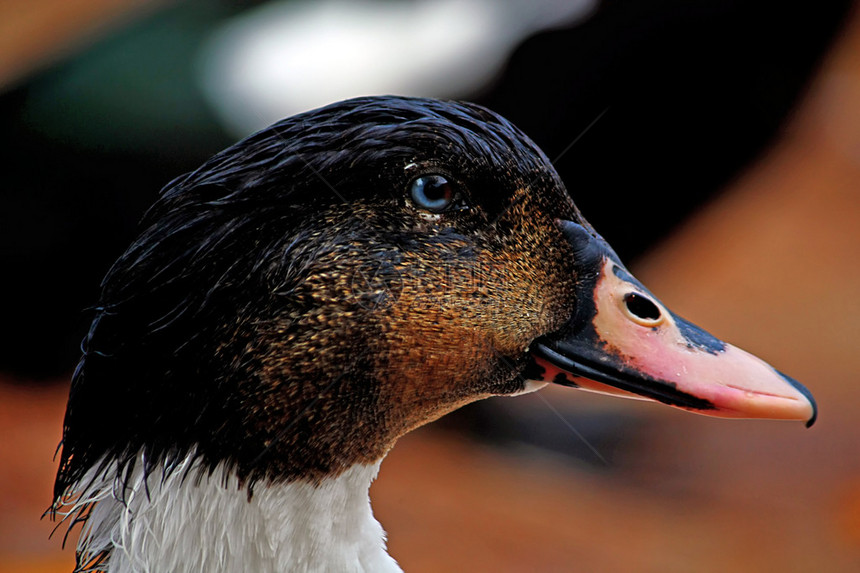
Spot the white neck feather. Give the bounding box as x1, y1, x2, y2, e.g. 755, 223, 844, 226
60, 452, 402, 573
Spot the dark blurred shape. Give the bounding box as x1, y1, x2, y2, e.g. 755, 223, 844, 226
0, 2, 237, 379
477, 0, 854, 258
0, 0, 853, 379
442, 392, 648, 470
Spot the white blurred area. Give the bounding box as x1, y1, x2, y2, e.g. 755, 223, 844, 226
198, 0, 596, 136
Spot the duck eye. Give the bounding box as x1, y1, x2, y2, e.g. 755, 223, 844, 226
409, 174, 456, 212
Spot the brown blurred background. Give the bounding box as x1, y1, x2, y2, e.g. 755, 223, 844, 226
1, 1, 859, 571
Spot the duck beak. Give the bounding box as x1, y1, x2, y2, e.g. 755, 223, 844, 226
528, 221, 817, 426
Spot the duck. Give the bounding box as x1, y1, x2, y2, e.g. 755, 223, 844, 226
50, 95, 816, 573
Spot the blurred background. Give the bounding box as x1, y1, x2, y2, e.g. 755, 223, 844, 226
1, 0, 859, 571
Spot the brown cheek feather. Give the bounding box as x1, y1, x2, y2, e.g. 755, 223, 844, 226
375, 195, 575, 439
244, 195, 574, 483
246, 245, 393, 484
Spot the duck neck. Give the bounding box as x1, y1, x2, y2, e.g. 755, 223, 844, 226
69, 452, 401, 573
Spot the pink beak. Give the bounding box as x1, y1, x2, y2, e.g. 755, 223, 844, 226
528, 221, 816, 426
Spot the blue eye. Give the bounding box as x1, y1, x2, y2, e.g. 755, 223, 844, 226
409, 175, 456, 212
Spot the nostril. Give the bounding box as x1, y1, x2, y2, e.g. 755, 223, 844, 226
623, 292, 662, 323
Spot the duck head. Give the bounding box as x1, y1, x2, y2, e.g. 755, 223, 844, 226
55, 96, 815, 500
